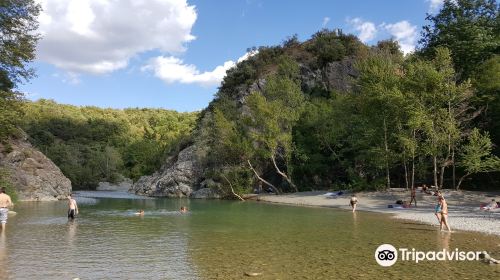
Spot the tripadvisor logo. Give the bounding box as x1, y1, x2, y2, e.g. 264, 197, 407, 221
375, 244, 482, 267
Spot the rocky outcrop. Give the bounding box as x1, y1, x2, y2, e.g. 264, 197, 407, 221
0, 135, 72, 201
131, 58, 358, 198
300, 59, 358, 94
130, 145, 204, 197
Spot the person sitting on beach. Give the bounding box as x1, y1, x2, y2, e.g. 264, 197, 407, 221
135, 209, 144, 216
349, 195, 358, 212
438, 195, 451, 232
421, 184, 432, 195
180, 206, 188, 213
482, 199, 498, 211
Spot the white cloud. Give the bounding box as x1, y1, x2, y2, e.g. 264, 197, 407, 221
143, 51, 257, 87
347, 18, 377, 43
427, 0, 444, 13
322, 17, 330, 28
36, 0, 197, 74
381, 21, 417, 54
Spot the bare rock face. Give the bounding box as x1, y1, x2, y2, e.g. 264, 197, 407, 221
300, 59, 358, 94
0, 137, 72, 201
130, 145, 203, 197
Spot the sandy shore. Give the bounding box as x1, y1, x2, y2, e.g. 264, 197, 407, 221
256, 189, 500, 236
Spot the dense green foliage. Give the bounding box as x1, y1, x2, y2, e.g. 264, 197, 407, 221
201, 0, 500, 195
22, 100, 198, 189
0, 0, 40, 141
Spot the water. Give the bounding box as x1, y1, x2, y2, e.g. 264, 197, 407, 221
0, 191, 498, 279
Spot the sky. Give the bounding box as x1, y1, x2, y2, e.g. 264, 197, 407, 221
20, 0, 445, 112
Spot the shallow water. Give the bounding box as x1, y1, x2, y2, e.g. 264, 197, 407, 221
1, 192, 498, 279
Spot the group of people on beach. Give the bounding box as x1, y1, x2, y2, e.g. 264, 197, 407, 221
347, 187, 452, 232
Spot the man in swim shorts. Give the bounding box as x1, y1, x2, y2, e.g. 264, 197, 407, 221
67, 194, 79, 220
0, 187, 13, 231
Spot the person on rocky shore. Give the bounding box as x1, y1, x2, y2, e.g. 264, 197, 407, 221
67, 194, 79, 220
0, 188, 13, 231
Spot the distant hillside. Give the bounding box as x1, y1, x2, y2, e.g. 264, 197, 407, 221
22, 99, 198, 189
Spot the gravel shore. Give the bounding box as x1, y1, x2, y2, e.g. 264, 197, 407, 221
256, 189, 500, 236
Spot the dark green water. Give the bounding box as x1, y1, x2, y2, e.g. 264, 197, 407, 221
0, 191, 498, 279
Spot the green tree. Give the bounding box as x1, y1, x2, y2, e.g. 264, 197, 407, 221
419, 0, 499, 80
0, 0, 40, 141
457, 128, 500, 189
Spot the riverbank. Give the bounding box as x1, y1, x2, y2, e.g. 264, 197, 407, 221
256, 189, 500, 236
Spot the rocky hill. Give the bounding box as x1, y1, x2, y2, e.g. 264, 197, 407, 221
0, 134, 72, 201
130, 31, 363, 198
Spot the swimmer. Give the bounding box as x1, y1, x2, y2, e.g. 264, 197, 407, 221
180, 206, 188, 213
135, 209, 144, 216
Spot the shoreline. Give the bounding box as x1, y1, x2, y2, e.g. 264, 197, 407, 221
255, 189, 500, 236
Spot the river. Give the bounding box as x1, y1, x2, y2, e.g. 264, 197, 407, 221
0, 191, 498, 279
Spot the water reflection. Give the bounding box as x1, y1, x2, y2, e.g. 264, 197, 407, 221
437, 231, 451, 251
66, 221, 77, 246
0, 230, 8, 278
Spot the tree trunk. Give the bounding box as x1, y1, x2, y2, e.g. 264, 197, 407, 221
383, 117, 390, 189
271, 154, 298, 192
221, 174, 245, 201
403, 152, 409, 190
411, 129, 416, 189
439, 164, 446, 189
247, 160, 280, 194
433, 156, 438, 189
452, 146, 456, 189
456, 173, 471, 190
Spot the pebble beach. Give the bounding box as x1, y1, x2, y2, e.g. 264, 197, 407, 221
257, 189, 500, 236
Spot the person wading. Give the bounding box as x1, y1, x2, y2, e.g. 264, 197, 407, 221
0, 188, 14, 231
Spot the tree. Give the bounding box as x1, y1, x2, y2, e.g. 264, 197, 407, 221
0, 0, 40, 141
457, 128, 500, 189
0, 0, 41, 85
419, 0, 499, 80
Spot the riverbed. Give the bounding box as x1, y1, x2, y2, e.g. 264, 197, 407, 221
0, 191, 498, 279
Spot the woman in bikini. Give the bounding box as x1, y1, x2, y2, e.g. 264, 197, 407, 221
438, 195, 451, 232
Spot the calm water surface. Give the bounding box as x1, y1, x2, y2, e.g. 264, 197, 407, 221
0, 191, 498, 279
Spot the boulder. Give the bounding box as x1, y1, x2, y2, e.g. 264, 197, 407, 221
130, 145, 204, 197
0, 135, 72, 201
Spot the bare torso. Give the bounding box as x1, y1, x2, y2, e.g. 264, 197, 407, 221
68, 198, 77, 210
0, 193, 12, 208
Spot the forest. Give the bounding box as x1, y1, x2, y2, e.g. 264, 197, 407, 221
0, 0, 499, 194
21, 100, 198, 188
199, 0, 500, 195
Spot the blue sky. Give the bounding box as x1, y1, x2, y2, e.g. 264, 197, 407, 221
21, 0, 443, 112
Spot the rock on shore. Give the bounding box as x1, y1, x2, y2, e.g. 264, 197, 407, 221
0, 135, 72, 201
130, 145, 204, 197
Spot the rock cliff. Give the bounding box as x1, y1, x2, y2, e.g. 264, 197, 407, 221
0, 135, 72, 201
130, 58, 357, 198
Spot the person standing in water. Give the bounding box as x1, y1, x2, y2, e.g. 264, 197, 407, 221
0, 188, 13, 231
438, 195, 451, 232
67, 194, 78, 220
349, 194, 358, 212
